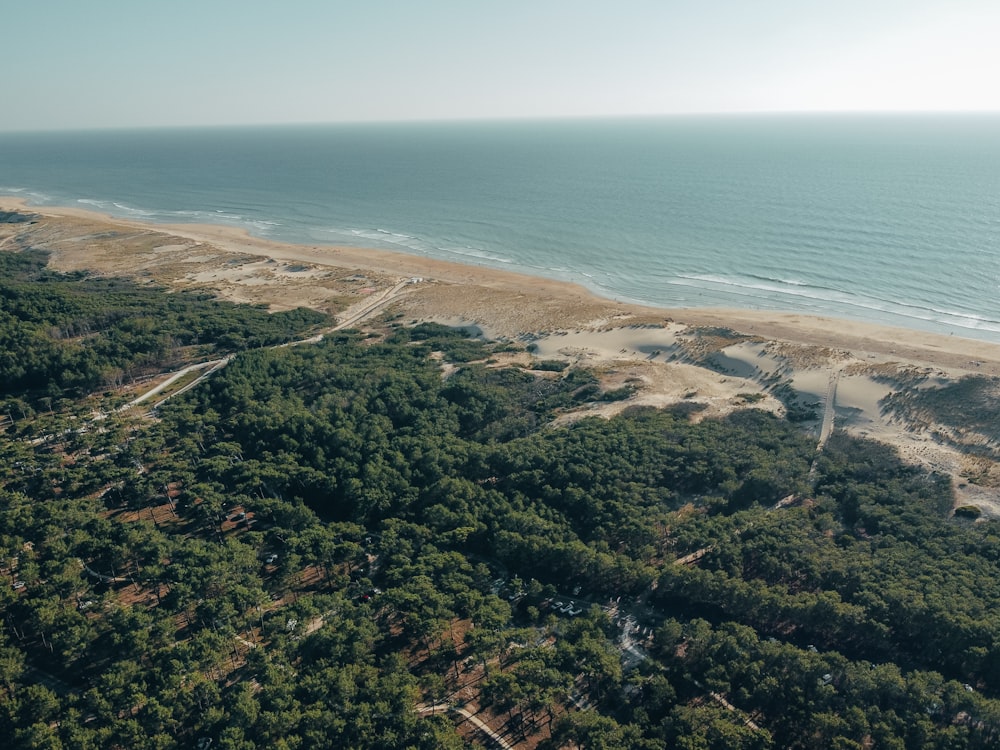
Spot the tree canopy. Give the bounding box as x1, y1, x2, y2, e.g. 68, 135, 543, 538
2, 255, 999, 748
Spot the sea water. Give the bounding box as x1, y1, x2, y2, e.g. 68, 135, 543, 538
1, 115, 998, 340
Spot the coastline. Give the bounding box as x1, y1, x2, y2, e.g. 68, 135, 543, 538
4, 195, 1000, 515
4, 195, 1000, 375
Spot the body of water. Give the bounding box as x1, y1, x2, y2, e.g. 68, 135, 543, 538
2, 114, 998, 339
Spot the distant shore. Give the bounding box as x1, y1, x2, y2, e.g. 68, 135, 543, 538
4, 195, 999, 376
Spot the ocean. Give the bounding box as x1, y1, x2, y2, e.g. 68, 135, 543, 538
1, 115, 998, 340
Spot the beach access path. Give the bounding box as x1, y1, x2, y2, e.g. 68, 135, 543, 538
416, 703, 515, 750
121, 278, 414, 412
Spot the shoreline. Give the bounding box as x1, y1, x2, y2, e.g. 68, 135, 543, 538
4, 195, 1000, 515
4, 195, 1000, 376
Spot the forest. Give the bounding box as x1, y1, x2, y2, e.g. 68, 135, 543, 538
0, 249, 328, 403
2, 249, 1000, 749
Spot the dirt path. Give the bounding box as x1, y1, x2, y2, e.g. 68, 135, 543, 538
333, 278, 413, 329
121, 279, 416, 412
818, 365, 842, 449
120, 359, 225, 410
417, 703, 516, 750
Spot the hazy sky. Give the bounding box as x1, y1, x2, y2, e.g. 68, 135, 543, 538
4, 0, 999, 131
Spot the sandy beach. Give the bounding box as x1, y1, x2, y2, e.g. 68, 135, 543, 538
3, 196, 1000, 515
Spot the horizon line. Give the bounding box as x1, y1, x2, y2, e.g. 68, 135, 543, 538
3, 108, 1000, 136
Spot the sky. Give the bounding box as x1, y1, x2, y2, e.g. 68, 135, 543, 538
3, 0, 999, 132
